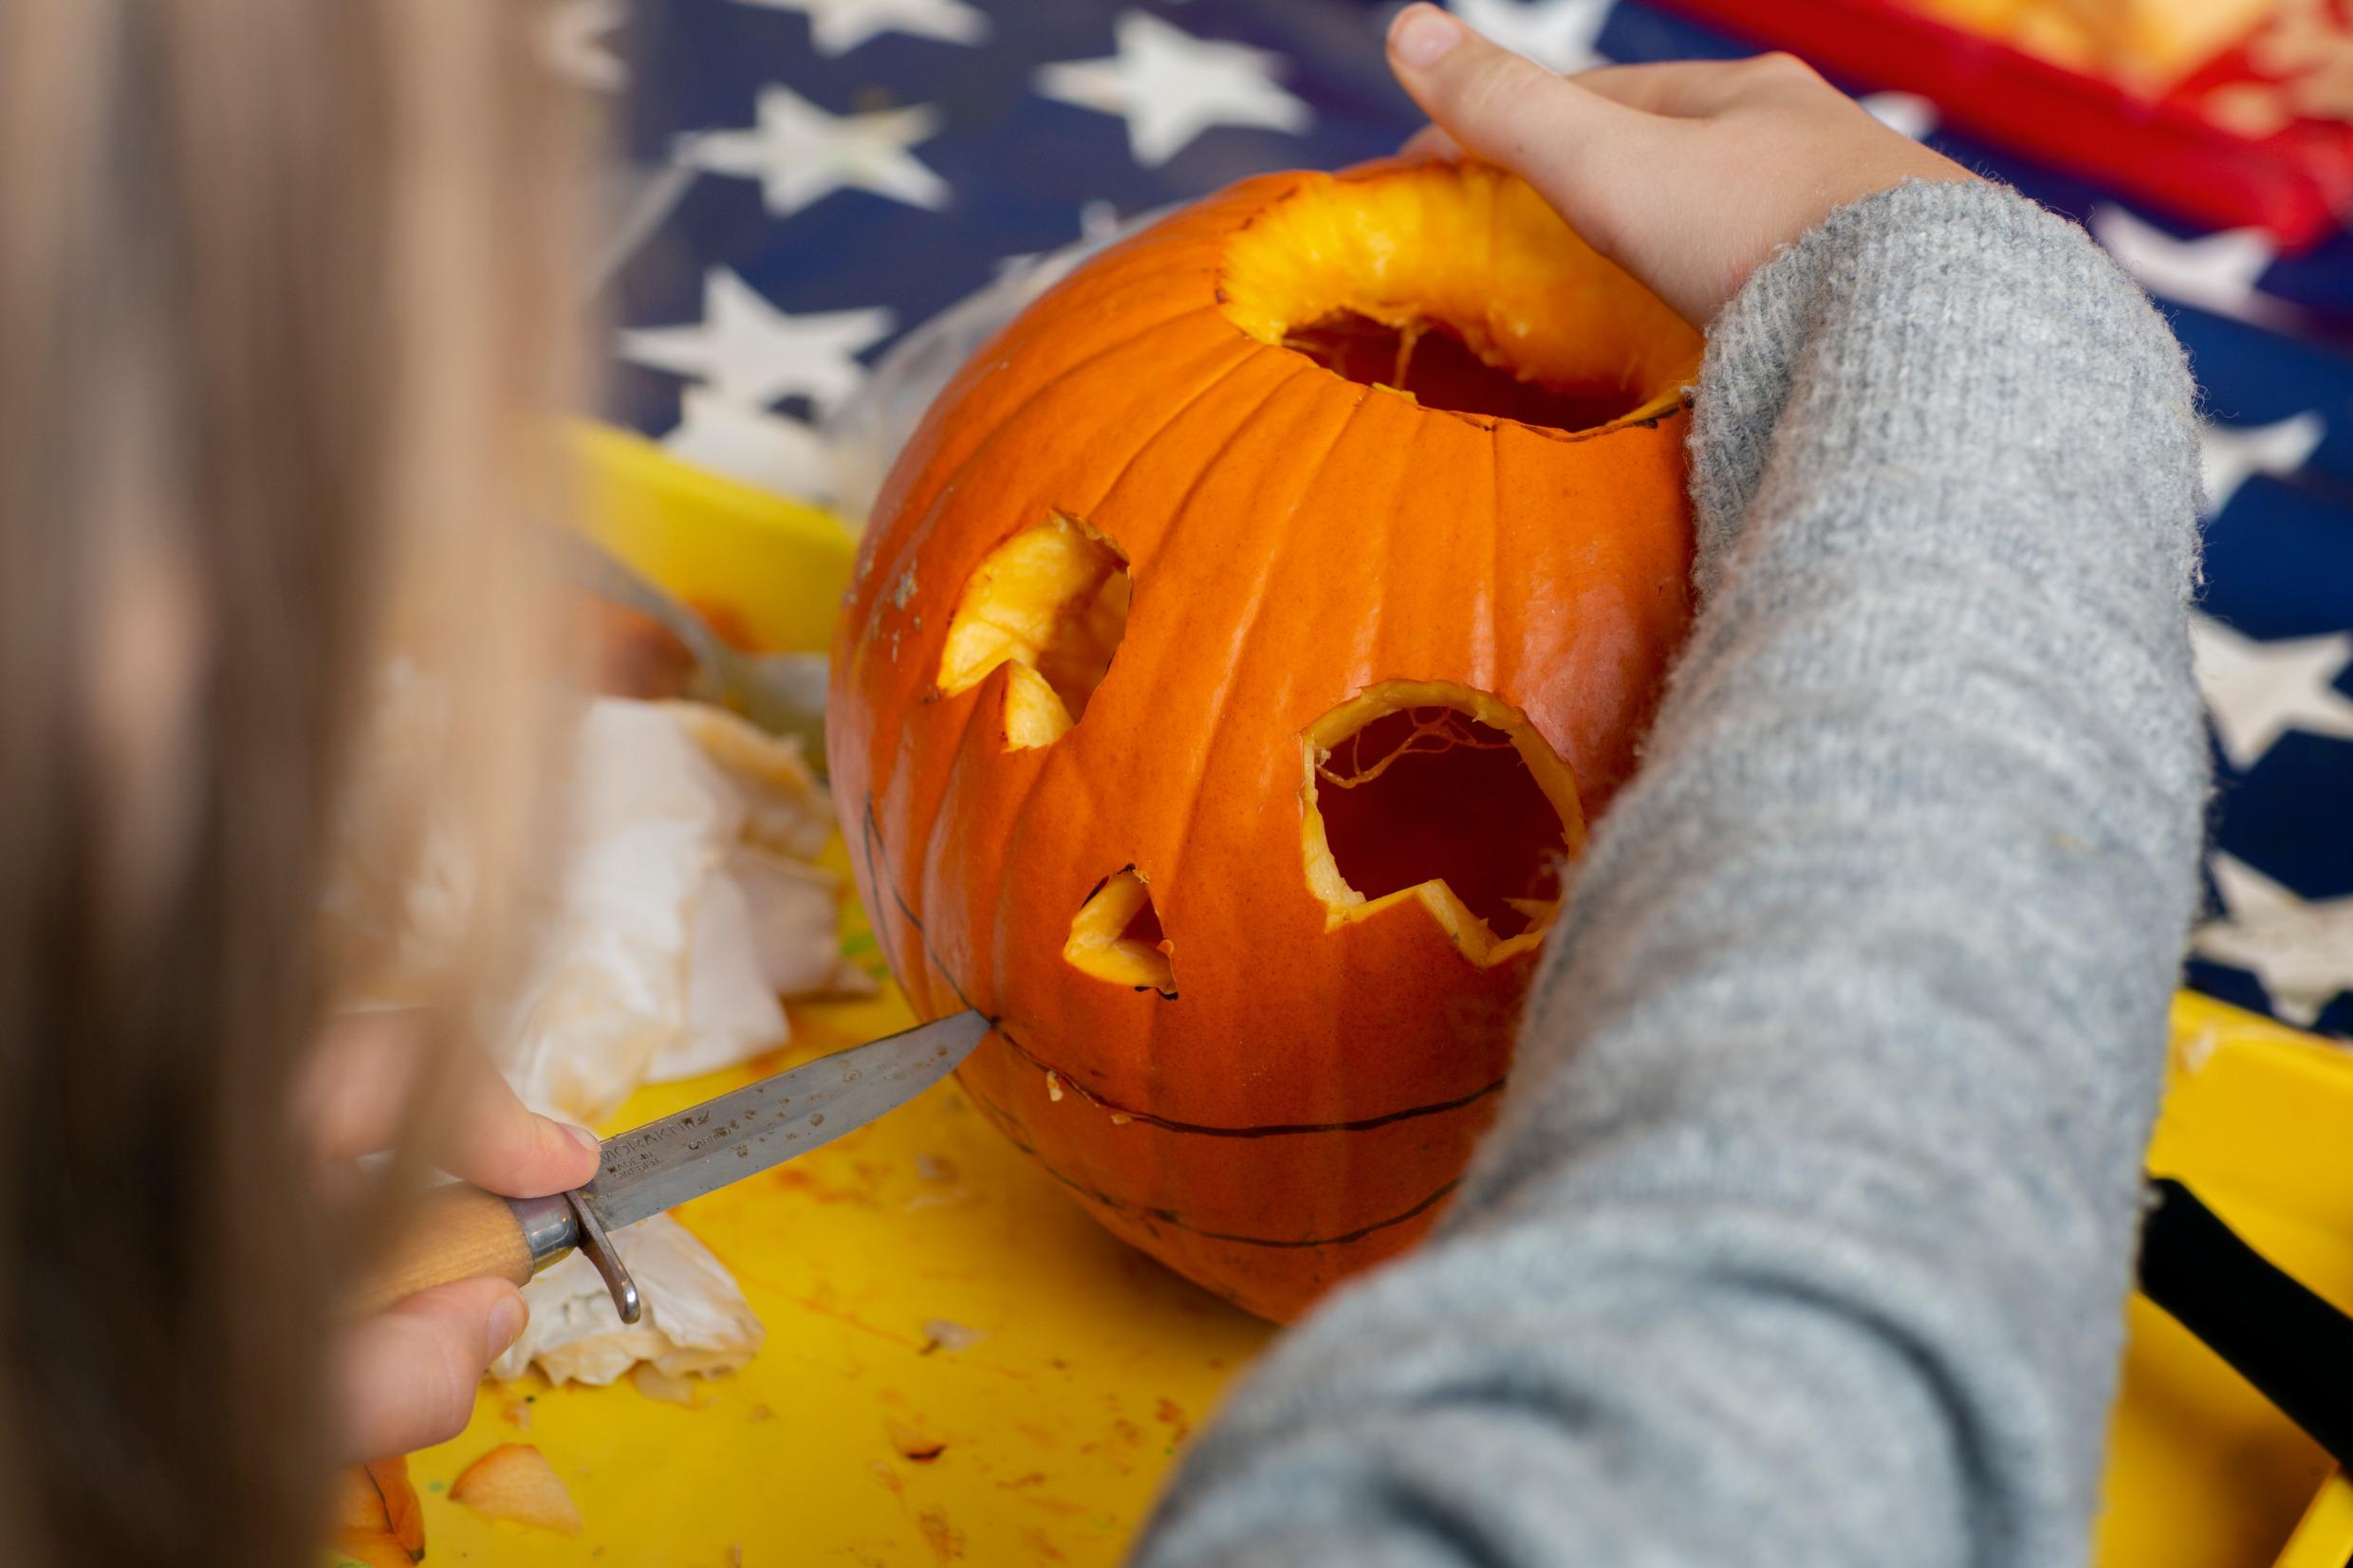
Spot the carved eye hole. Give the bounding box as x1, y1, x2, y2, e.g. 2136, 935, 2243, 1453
936, 511, 1132, 750
1065, 867, 1176, 997
1300, 681, 1584, 968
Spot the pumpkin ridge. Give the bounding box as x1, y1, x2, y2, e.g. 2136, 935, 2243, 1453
1081, 341, 1269, 534
988, 360, 1322, 1008
1097, 360, 1314, 595
1146, 373, 1375, 1133
978, 360, 1320, 1057
1310, 398, 1430, 1153
940, 340, 1267, 747
911, 676, 1013, 1016
964, 1079, 1466, 1249
869, 327, 1251, 964
860, 794, 988, 1020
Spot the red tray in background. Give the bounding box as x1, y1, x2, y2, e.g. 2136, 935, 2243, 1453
1654, 0, 2353, 252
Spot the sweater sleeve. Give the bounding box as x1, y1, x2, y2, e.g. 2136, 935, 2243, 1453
1129, 180, 2209, 1568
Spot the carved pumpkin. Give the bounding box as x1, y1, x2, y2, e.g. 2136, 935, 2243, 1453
831, 159, 1703, 1320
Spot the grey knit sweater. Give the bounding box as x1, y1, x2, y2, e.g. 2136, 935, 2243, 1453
1133, 180, 2209, 1568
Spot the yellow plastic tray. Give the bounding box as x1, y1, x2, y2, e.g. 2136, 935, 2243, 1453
373, 426, 2353, 1566
2103, 994, 2353, 1568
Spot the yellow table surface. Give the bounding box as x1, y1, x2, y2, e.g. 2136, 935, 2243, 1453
366, 427, 2353, 1567
401, 839, 1271, 1566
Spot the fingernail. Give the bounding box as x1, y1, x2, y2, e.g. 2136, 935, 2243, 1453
487, 1295, 528, 1359
1392, 5, 1462, 68
561, 1121, 602, 1157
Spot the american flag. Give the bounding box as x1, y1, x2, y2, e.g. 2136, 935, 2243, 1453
578, 0, 2353, 1039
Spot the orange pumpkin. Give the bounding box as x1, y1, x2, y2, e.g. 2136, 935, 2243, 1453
830, 158, 1703, 1321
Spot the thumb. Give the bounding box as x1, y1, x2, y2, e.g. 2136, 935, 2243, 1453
334, 1276, 528, 1461
1384, 5, 1648, 254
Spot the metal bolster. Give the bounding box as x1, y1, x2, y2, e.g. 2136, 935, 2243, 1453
510, 1191, 579, 1268
565, 1190, 642, 1325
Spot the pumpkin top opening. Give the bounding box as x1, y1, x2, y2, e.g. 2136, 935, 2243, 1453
1220, 162, 1701, 436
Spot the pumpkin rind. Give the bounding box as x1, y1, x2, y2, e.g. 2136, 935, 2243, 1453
830, 160, 1700, 1320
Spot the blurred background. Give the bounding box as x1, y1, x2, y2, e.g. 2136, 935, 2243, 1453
576, 0, 2353, 1042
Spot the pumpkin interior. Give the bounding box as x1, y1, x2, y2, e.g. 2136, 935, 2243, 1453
1221, 162, 1701, 435
936, 511, 1132, 749
1282, 311, 1651, 431
1313, 707, 1565, 940
1300, 680, 1586, 968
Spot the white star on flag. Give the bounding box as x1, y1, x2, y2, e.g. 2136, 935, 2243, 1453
732, 0, 989, 56
2090, 205, 2288, 327
2189, 613, 2353, 770
678, 85, 949, 217
2200, 412, 2326, 519
542, 0, 629, 92
619, 267, 895, 415
1859, 91, 1938, 140
1446, 0, 1614, 73
1035, 11, 1312, 169
662, 388, 843, 504
2197, 853, 2353, 1029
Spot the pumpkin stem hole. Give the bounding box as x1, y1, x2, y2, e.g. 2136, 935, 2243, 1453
1313, 706, 1565, 940
1283, 311, 1646, 432
936, 512, 1132, 749
1065, 868, 1176, 996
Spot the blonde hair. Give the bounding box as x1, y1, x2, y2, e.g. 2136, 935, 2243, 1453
0, 1, 579, 1559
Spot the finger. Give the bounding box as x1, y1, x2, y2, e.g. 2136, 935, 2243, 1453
302, 1010, 599, 1196
1398, 123, 1462, 162
1389, 4, 1617, 159
333, 1277, 528, 1461
441, 1063, 602, 1198
1385, 5, 1658, 254
300, 1009, 434, 1165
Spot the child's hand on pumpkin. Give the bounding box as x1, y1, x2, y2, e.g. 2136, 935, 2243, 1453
1385, 5, 1977, 324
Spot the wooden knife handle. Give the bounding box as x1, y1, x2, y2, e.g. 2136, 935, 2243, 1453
347, 1183, 534, 1318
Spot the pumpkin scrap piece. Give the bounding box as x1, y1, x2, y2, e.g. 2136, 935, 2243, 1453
920, 1317, 989, 1354
450, 1443, 583, 1536
887, 1418, 949, 1462
326, 1458, 425, 1568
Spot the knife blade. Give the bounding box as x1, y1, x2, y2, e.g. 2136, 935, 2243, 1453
356, 1009, 990, 1323
583, 1008, 988, 1230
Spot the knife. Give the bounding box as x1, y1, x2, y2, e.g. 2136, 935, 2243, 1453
358, 1010, 989, 1323
562, 529, 833, 774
